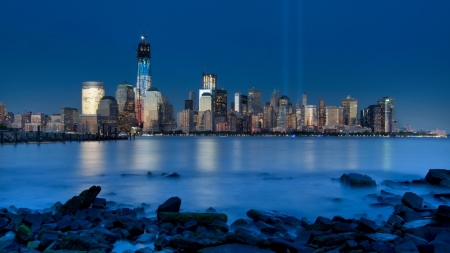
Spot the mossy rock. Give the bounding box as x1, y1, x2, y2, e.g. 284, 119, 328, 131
16, 224, 33, 242
158, 212, 228, 224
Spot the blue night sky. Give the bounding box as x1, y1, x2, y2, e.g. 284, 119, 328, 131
1, 1, 450, 131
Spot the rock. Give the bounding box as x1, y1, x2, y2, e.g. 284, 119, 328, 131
332, 222, 353, 233
315, 216, 332, 225
0, 242, 20, 252
364, 233, 399, 242
406, 226, 447, 242
89, 225, 119, 244
157, 197, 181, 220
402, 192, 423, 210
23, 213, 43, 226
372, 242, 395, 253
135, 233, 156, 244
92, 198, 106, 209
208, 220, 229, 233
340, 173, 376, 187
357, 217, 378, 232
154, 235, 169, 250
205, 207, 217, 213
158, 212, 227, 224
311, 232, 357, 246
429, 240, 450, 253
162, 172, 180, 178
395, 240, 419, 252
40, 233, 59, 249
169, 232, 227, 251
184, 220, 198, 231
387, 215, 404, 226
403, 219, 435, 229
59, 233, 107, 251
435, 205, 450, 221
200, 243, 274, 253
425, 169, 450, 187
269, 237, 314, 253
404, 233, 428, 247
225, 228, 270, 248
146, 171, 153, 177
434, 230, 450, 244
401, 210, 424, 222
58, 185, 102, 215
230, 218, 252, 230
15, 225, 33, 242
246, 209, 303, 226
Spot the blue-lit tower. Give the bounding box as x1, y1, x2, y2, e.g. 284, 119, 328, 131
136, 35, 151, 126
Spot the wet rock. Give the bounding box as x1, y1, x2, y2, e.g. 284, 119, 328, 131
340, 173, 376, 187
403, 219, 434, 229
146, 171, 153, 177
92, 198, 106, 209
246, 209, 303, 226
315, 216, 332, 225
364, 233, 398, 242
162, 172, 180, 178
269, 237, 314, 253
136, 233, 156, 244
225, 228, 269, 248
357, 217, 378, 232
332, 222, 353, 233
89, 225, 118, 244
169, 232, 227, 251
158, 212, 227, 224
59, 233, 106, 251
371, 242, 395, 253
429, 240, 450, 252
40, 233, 59, 249
404, 233, 428, 247
312, 232, 357, 247
434, 230, 450, 244
15, 225, 33, 242
387, 215, 404, 226
402, 192, 423, 210
0, 242, 20, 252
406, 226, 447, 241
23, 213, 43, 227
208, 220, 229, 233
435, 205, 450, 221
184, 219, 198, 231
395, 240, 419, 252
205, 207, 217, 213
425, 169, 450, 187
230, 218, 251, 230
201, 243, 274, 253
136, 246, 154, 253
58, 185, 102, 215
157, 197, 181, 220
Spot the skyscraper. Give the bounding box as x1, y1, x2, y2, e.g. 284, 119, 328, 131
60, 107, 79, 132
248, 88, 262, 114
202, 73, 217, 90
81, 82, 105, 114
0, 102, 6, 124
136, 35, 152, 127
377, 97, 395, 133
263, 102, 274, 130
188, 91, 196, 112
270, 87, 280, 111
277, 95, 291, 129
302, 93, 307, 107
325, 106, 344, 128
214, 89, 227, 117
304, 105, 317, 131
234, 92, 241, 113
116, 82, 135, 113
143, 87, 162, 132
318, 98, 325, 131
185, 100, 194, 111
341, 95, 358, 126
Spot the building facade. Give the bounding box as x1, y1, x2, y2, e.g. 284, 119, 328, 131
82, 81, 105, 114
341, 96, 358, 126
60, 107, 79, 132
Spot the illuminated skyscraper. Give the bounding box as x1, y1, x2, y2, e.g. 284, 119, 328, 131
60, 107, 79, 132
304, 105, 317, 131
318, 98, 325, 131
270, 87, 280, 111
377, 97, 395, 132
234, 92, 241, 113
341, 95, 358, 126
0, 102, 6, 124
82, 82, 105, 114
214, 89, 227, 117
143, 87, 162, 132
116, 82, 135, 113
188, 91, 196, 112
325, 106, 344, 128
202, 73, 217, 90
136, 35, 151, 127
248, 88, 262, 114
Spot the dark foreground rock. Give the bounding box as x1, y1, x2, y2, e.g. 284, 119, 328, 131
58, 185, 101, 215
425, 169, 450, 187
340, 173, 376, 187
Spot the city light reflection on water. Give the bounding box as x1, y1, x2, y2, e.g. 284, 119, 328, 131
0, 137, 449, 222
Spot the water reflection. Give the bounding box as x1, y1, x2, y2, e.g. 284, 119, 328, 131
347, 140, 359, 170
303, 140, 316, 171
79, 142, 105, 176
196, 139, 217, 172
382, 140, 392, 171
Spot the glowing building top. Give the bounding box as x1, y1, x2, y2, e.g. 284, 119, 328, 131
136, 35, 151, 97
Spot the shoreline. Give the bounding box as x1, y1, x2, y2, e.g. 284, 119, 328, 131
1, 170, 450, 252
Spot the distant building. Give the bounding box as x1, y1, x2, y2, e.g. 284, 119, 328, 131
143, 87, 162, 132
82, 81, 105, 114
304, 105, 317, 131
22, 111, 32, 127
263, 102, 274, 130
46, 114, 64, 132
177, 109, 194, 133
270, 87, 280, 112
24, 113, 44, 132
277, 95, 291, 129
215, 89, 227, 117
341, 95, 358, 126
78, 115, 99, 133
325, 106, 345, 128
377, 97, 395, 132
116, 81, 135, 113
4, 112, 14, 127
318, 98, 325, 131
188, 91, 196, 112
60, 107, 79, 132
361, 105, 382, 133
11, 113, 22, 129
202, 73, 217, 90
97, 96, 119, 134
0, 102, 6, 124
185, 100, 194, 111
135, 35, 152, 127
248, 88, 262, 114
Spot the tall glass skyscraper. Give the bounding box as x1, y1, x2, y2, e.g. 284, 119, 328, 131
81, 81, 104, 114
136, 35, 151, 127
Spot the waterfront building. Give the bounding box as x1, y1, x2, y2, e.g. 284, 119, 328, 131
227, 110, 237, 132
248, 88, 262, 114
325, 106, 345, 128
11, 113, 22, 129
270, 87, 280, 112
199, 92, 213, 131
361, 105, 382, 133
4, 112, 14, 128
302, 93, 307, 107
185, 100, 194, 111
135, 34, 152, 127
377, 97, 395, 132
263, 102, 274, 130
318, 98, 325, 131
200, 110, 213, 131
286, 114, 297, 130
188, 91, 196, 112
97, 96, 119, 134
277, 95, 291, 129
24, 113, 44, 132
161, 95, 175, 132
81, 82, 105, 114
177, 109, 194, 133
116, 82, 135, 113
78, 115, 99, 133
46, 114, 64, 132
250, 114, 262, 133
60, 107, 79, 132
143, 87, 162, 132
0, 102, 6, 124
202, 73, 217, 90
304, 105, 317, 131
22, 111, 32, 127
341, 95, 358, 126
215, 89, 227, 117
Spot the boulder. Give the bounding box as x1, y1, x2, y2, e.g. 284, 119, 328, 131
230, 218, 252, 230
311, 232, 357, 247
269, 237, 314, 253
364, 233, 399, 242
92, 198, 106, 209
340, 173, 376, 187
425, 169, 450, 187
246, 209, 303, 226
15, 225, 33, 242
59, 233, 106, 251
401, 192, 423, 210
156, 197, 181, 220
169, 232, 227, 251
435, 205, 450, 221
225, 228, 270, 248
394, 240, 419, 252
357, 217, 378, 232
58, 185, 102, 215
162, 172, 180, 178
158, 212, 227, 224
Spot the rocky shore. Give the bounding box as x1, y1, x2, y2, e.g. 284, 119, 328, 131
1, 170, 450, 253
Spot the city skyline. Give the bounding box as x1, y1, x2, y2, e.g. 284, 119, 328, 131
1, 1, 450, 131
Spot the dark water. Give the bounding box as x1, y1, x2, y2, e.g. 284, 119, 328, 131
1, 137, 449, 223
